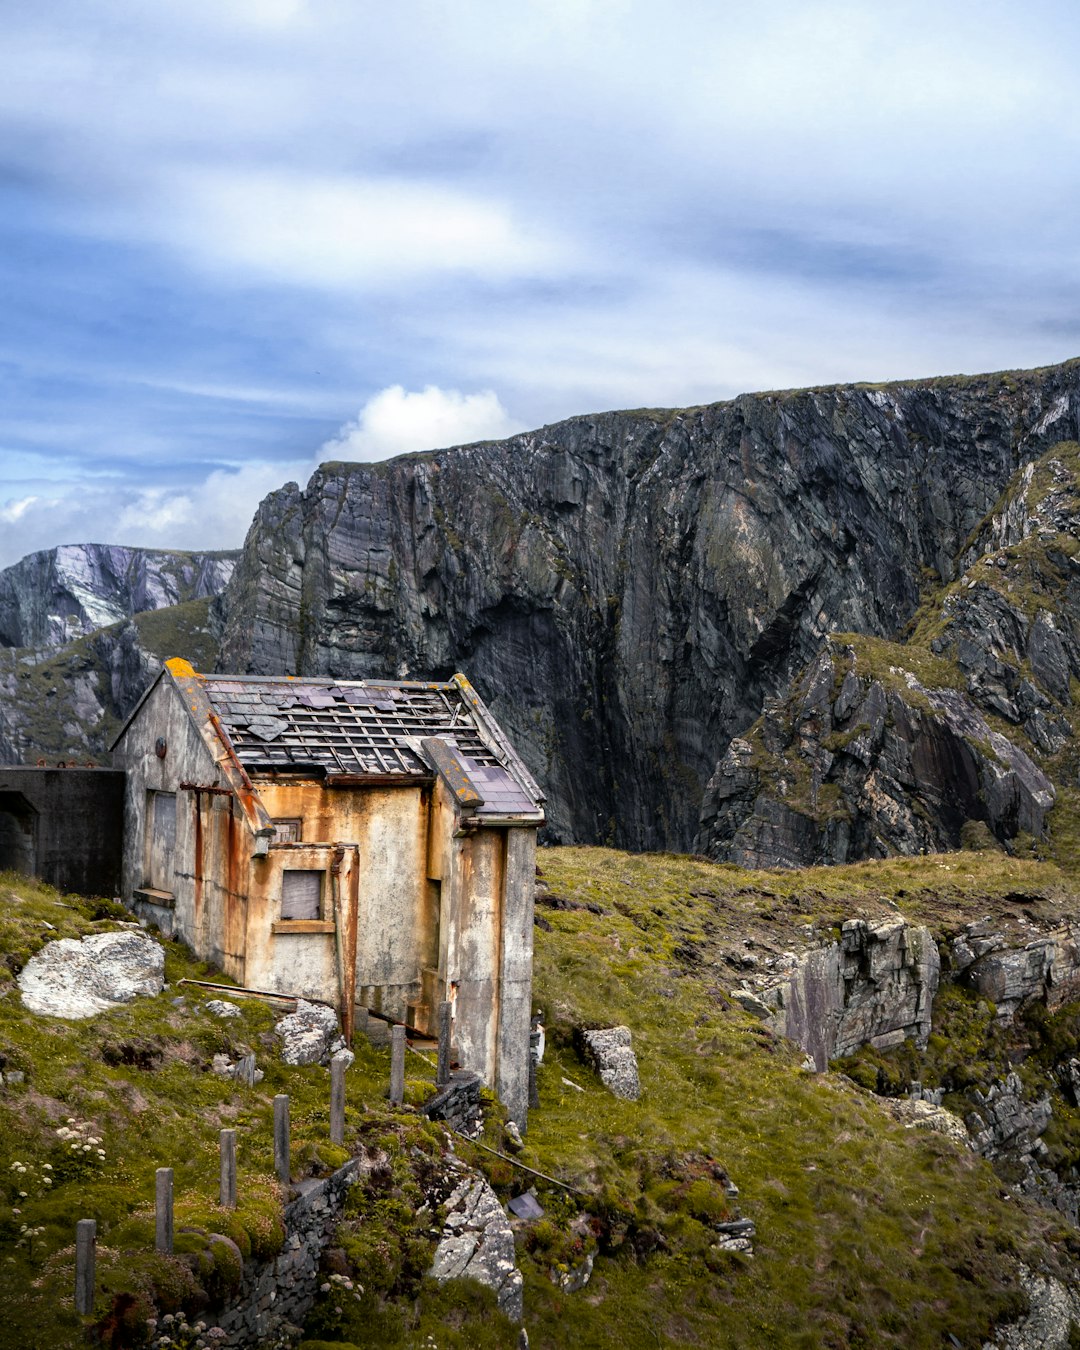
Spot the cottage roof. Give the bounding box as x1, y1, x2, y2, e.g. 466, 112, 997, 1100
157, 667, 544, 821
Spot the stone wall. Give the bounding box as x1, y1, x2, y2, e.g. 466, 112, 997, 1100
423, 1070, 484, 1137
208, 1159, 362, 1348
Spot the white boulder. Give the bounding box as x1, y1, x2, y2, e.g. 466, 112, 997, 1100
18, 930, 165, 1019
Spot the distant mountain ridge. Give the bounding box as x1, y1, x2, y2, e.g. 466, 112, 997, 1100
0, 543, 237, 649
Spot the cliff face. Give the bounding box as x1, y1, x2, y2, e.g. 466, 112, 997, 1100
700, 438, 1080, 865
219, 362, 1080, 851
0, 544, 237, 649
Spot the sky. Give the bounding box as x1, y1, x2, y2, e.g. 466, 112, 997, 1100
2, 0, 1080, 567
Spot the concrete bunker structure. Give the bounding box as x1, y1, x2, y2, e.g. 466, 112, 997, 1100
0, 765, 124, 896
111, 659, 544, 1123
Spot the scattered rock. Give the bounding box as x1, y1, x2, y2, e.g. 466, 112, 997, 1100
206, 1000, 243, 1019
274, 1000, 342, 1066
579, 1026, 641, 1100
18, 929, 165, 1019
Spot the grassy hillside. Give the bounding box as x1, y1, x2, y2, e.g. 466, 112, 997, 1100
2, 849, 1079, 1348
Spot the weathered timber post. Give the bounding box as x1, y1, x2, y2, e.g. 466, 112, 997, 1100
219, 1129, 237, 1209
234, 1053, 256, 1087
75, 1219, 96, 1314
330, 1057, 346, 1145
274, 1095, 290, 1187
155, 1168, 174, 1254
437, 1000, 453, 1086
389, 1025, 406, 1105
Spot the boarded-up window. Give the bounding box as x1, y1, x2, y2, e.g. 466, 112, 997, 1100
281, 870, 322, 920
146, 791, 176, 892
272, 818, 302, 844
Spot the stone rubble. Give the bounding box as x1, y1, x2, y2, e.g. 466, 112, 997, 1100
18, 929, 165, 1019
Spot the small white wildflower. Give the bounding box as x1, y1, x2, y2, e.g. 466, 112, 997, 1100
42, 1164, 51, 1171
17, 1191, 26, 1199
42, 1177, 52, 1186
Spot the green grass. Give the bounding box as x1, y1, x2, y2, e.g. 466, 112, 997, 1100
5, 850, 1080, 1348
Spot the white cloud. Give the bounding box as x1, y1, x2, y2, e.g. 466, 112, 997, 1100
0, 496, 39, 524
149, 169, 568, 290
0, 460, 312, 569
320, 385, 522, 461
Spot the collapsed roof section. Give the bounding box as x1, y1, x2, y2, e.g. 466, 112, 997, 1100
116, 662, 545, 826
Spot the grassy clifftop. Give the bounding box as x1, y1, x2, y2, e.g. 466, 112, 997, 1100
2, 848, 1080, 1348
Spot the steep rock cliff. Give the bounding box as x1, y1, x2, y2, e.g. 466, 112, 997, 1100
0, 543, 237, 649
219, 362, 1080, 850
700, 438, 1080, 865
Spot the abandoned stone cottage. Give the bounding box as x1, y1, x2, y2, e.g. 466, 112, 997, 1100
109, 659, 545, 1123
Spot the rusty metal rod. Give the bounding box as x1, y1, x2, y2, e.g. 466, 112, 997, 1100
447, 1129, 593, 1199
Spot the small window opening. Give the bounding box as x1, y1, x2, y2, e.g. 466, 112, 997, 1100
272, 818, 302, 843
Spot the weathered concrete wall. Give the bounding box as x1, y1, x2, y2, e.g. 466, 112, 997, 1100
115, 674, 537, 1122
496, 828, 536, 1125
113, 678, 243, 974
0, 766, 124, 896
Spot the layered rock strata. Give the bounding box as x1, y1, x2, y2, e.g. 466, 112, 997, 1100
218, 363, 1080, 851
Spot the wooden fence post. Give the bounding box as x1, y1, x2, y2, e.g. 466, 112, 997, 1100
75, 1219, 96, 1314
274, 1095, 290, 1187
330, 1057, 346, 1145
437, 1000, 453, 1086
155, 1168, 173, 1254
389, 1025, 406, 1105
219, 1129, 237, 1209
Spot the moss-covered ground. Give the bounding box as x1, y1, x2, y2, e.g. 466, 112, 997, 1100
4, 847, 1080, 1348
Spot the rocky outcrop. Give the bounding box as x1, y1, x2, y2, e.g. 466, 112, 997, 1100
274, 1000, 345, 1066
0, 544, 236, 649
950, 918, 1080, 1015
430, 1168, 524, 1321
578, 1025, 642, 1099
18, 929, 165, 1018
735, 918, 940, 1071
218, 363, 1080, 852
983, 1266, 1080, 1350
699, 437, 1080, 865
700, 643, 1058, 866
0, 598, 223, 765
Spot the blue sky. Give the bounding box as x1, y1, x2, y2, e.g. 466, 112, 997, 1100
2, 0, 1080, 566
